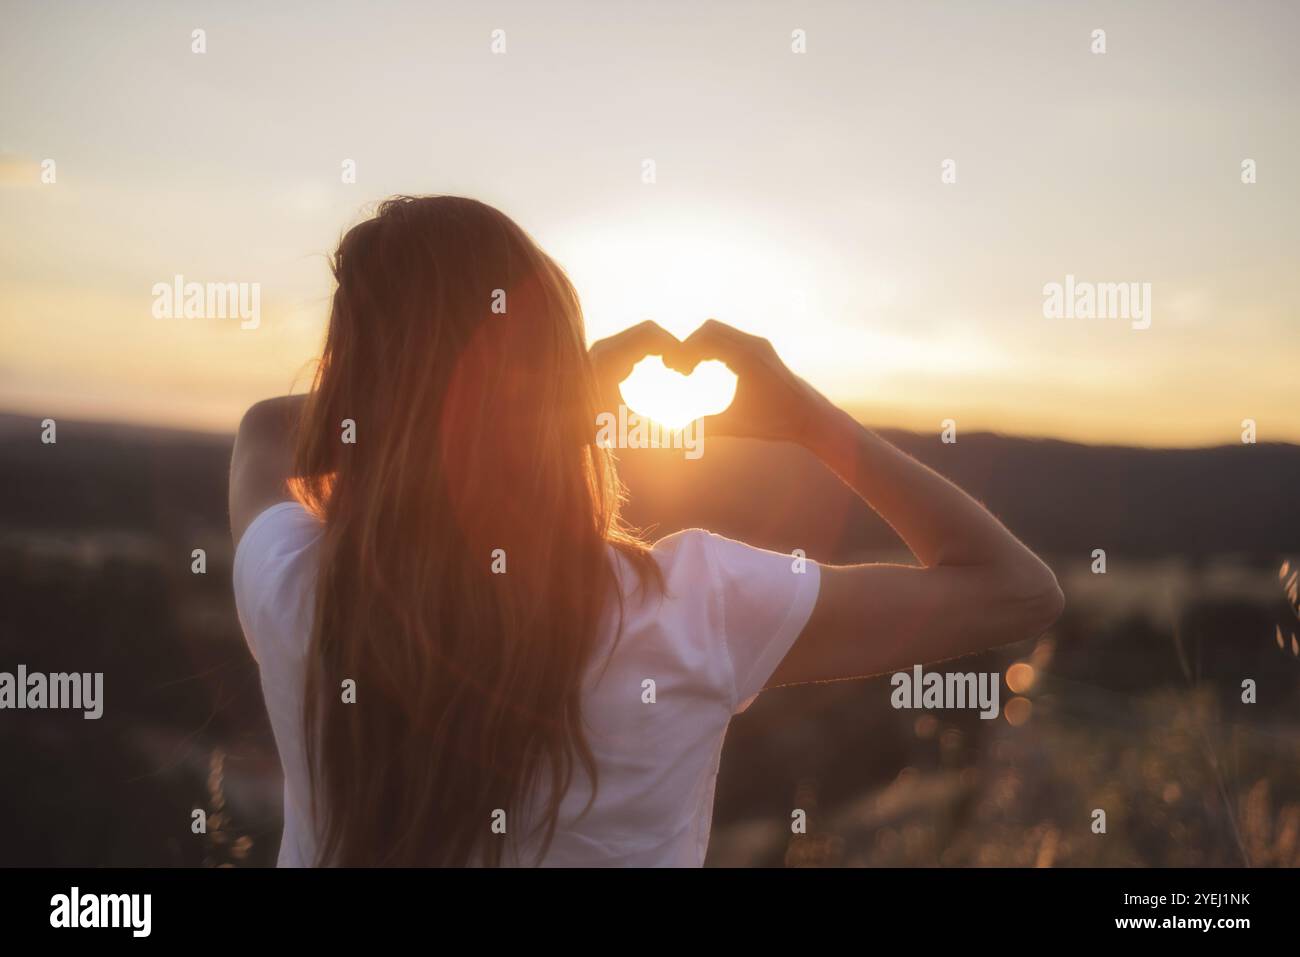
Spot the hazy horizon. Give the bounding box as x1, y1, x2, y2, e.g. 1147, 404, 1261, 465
2, 0, 1297, 447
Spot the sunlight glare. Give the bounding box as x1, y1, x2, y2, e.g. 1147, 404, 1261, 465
618, 356, 737, 431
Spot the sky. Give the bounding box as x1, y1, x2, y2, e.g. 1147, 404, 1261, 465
1, 0, 1297, 446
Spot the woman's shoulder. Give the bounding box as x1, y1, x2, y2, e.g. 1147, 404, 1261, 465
649, 526, 716, 559
643, 526, 809, 588
234, 501, 324, 577
641, 527, 727, 591
647, 527, 793, 578
232, 500, 324, 665
615, 527, 821, 712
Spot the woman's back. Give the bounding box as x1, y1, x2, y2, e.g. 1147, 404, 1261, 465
229, 196, 1062, 867
234, 501, 820, 866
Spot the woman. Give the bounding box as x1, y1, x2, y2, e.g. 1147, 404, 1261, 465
230, 195, 1063, 867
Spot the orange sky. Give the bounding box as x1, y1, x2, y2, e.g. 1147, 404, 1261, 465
1, 1, 1297, 447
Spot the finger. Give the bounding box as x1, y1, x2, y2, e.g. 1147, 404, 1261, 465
674, 319, 755, 370
596, 320, 683, 373
612, 319, 681, 356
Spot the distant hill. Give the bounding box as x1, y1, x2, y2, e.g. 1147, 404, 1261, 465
2, 412, 1297, 559
615, 429, 1300, 561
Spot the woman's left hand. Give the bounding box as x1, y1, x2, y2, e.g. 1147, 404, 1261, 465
587, 320, 683, 417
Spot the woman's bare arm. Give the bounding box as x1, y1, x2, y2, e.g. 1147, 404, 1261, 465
228, 394, 307, 546
668, 320, 1064, 687
772, 404, 1064, 685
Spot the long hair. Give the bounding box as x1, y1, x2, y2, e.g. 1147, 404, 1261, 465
293, 195, 657, 866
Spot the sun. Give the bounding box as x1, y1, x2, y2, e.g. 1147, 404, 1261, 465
618, 356, 737, 432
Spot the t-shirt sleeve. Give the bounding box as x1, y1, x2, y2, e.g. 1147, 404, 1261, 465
699, 531, 821, 712
232, 500, 322, 665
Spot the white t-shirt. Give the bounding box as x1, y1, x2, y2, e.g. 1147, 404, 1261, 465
232, 501, 820, 867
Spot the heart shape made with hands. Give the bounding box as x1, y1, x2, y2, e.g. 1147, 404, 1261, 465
618, 355, 738, 432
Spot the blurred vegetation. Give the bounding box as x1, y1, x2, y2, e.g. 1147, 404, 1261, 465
709, 557, 1300, 867
1, 416, 1296, 867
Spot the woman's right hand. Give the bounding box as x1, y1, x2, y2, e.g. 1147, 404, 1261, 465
673, 319, 832, 444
